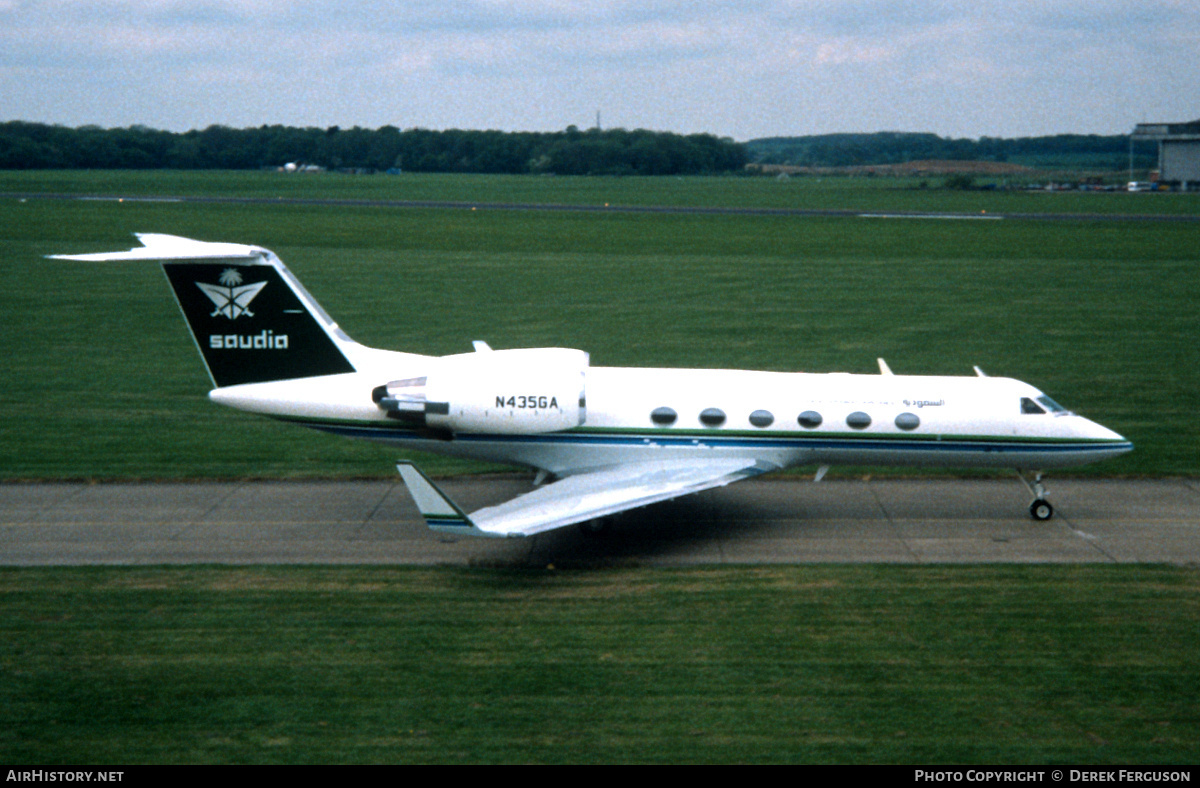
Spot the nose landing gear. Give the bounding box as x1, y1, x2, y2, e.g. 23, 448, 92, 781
1016, 470, 1054, 521
1029, 497, 1054, 521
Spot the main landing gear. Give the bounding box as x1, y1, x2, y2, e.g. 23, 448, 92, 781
1016, 470, 1054, 521
578, 516, 613, 538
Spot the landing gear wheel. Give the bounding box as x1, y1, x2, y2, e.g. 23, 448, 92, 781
1029, 499, 1054, 521
1017, 470, 1054, 521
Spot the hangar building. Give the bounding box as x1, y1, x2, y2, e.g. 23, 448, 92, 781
1133, 120, 1200, 189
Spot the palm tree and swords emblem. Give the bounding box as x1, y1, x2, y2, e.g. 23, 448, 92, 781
196, 268, 268, 320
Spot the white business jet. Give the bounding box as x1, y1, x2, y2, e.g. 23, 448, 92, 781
54, 234, 1132, 537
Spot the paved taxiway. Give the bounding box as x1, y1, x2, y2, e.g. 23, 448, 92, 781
3, 478, 1198, 567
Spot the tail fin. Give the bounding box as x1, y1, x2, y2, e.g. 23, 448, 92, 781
52, 234, 356, 387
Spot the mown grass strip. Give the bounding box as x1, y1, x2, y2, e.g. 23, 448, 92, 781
4, 169, 1200, 215
1, 565, 1196, 764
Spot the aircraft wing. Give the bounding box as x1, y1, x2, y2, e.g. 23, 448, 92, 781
396, 458, 778, 538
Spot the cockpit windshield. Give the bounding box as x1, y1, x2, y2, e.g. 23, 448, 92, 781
1021, 396, 1070, 415
1037, 395, 1068, 413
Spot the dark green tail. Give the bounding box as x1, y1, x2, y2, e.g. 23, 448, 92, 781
161, 260, 355, 387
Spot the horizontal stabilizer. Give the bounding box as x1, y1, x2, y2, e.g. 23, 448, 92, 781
396, 459, 777, 538
49, 233, 267, 262
52, 233, 357, 387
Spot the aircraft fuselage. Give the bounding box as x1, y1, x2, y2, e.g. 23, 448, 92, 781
210, 360, 1132, 476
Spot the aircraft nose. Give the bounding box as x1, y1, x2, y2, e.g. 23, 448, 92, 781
1093, 420, 1128, 443
1078, 417, 1133, 455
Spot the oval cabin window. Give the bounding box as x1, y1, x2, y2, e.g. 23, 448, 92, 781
798, 411, 823, 429
650, 407, 677, 426
895, 412, 920, 431
749, 409, 774, 428
699, 408, 726, 427
846, 411, 872, 430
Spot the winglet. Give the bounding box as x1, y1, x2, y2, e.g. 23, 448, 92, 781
395, 462, 497, 538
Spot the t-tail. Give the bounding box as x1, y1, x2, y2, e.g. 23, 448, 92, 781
51, 233, 357, 387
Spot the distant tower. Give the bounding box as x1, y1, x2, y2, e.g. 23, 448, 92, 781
596, 110, 601, 131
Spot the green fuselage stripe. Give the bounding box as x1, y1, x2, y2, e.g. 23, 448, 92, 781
273, 415, 1125, 447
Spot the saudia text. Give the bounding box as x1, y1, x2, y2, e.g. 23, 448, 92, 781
209, 331, 289, 349
497, 395, 559, 409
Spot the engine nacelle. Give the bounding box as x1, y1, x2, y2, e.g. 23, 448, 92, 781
377, 348, 588, 435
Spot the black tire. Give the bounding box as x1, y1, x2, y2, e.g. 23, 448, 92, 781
1030, 499, 1054, 521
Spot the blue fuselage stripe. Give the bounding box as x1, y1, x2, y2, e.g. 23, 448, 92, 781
298, 421, 1130, 457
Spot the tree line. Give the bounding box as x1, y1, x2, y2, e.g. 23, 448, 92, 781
745, 131, 1157, 171
0, 122, 747, 175
0, 122, 1156, 173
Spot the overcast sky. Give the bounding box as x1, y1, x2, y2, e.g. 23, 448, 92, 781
2, 0, 1197, 141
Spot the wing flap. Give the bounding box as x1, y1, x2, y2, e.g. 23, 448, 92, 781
397, 459, 777, 538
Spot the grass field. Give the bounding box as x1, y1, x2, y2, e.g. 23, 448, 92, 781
2, 171, 1197, 478
3, 173, 1199, 766
1, 564, 1197, 764
5, 168, 1200, 215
